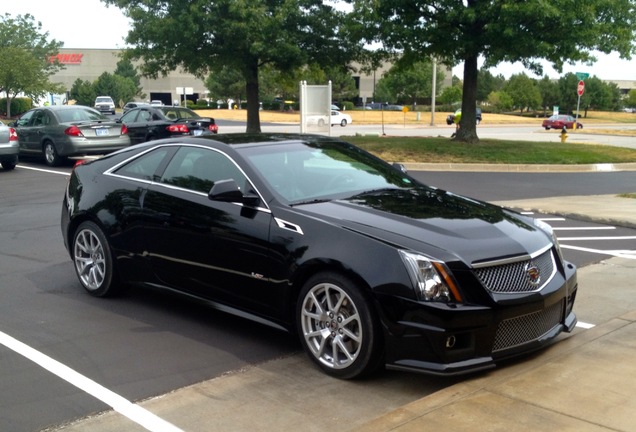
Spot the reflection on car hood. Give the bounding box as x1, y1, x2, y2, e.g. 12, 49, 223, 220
294, 188, 550, 265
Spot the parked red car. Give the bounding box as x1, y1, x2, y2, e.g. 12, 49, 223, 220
542, 115, 583, 130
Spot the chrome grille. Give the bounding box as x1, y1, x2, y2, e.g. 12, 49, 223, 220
473, 249, 556, 293
493, 300, 564, 352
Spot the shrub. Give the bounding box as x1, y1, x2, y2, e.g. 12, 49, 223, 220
0, 98, 32, 117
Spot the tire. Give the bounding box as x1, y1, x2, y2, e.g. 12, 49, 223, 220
1, 160, 17, 170
297, 272, 383, 379
72, 221, 122, 297
43, 141, 64, 167
317, 119, 326, 127
340, 119, 347, 127
544, 126, 550, 130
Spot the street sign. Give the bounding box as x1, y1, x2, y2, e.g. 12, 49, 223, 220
576, 72, 590, 80
577, 80, 585, 96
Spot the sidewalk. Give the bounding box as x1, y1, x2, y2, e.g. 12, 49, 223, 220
46, 195, 636, 432
355, 194, 636, 432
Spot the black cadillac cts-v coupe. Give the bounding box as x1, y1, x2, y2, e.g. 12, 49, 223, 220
61, 134, 577, 379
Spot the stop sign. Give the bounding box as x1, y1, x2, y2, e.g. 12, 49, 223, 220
577, 80, 585, 96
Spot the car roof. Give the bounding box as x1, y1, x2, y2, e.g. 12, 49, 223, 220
135, 133, 339, 150
33, 105, 96, 111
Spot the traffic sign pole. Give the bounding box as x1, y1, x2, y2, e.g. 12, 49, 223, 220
575, 80, 585, 129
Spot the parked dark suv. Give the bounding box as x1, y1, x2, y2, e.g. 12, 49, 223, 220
446, 108, 482, 125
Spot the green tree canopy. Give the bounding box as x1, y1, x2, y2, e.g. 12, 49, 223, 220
438, 85, 462, 106
352, 0, 636, 143
504, 73, 542, 113
205, 66, 246, 108
626, 89, 636, 108
102, 0, 359, 133
0, 13, 64, 116
69, 79, 97, 107
375, 60, 443, 108
114, 58, 145, 100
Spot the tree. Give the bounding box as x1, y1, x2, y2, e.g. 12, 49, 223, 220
487, 91, 514, 113
102, 0, 358, 133
91, 72, 137, 108
626, 89, 636, 109
69, 79, 95, 106
0, 13, 64, 116
351, 0, 636, 143
504, 73, 542, 113
324, 66, 358, 105
438, 85, 462, 106
114, 58, 145, 100
537, 76, 561, 117
476, 70, 505, 103
205, 66, 246, 108
375, 60, 443, 108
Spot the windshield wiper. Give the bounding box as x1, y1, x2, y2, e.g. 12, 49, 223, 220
290, 198, 333, 206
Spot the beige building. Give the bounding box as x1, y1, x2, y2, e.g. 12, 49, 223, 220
48, 48, 453, 107
49, 48, 207, 106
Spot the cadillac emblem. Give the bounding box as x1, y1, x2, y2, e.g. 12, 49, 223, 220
525, 261, 541, 286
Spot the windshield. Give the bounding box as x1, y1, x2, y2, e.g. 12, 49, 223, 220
239, 140, 415, 203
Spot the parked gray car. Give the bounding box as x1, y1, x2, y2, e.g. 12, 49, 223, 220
0, 120, 19, 170
12, 106, 131, 166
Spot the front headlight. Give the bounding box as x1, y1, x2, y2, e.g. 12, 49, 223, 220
534, 218, 565, 264
398, 250, 463, 303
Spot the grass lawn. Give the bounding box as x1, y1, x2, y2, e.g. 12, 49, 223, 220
342, 135, 636, 165
203, 108, 636, 167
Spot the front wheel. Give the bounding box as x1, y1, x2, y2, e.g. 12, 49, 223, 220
340, 119, 348, 127
43, 141, 64, 166
72, 221, 122, 297
297, 272, 383, 379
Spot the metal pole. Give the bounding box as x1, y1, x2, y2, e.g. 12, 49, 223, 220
430, 57, 437, 126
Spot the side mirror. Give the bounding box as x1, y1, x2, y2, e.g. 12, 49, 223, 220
208, 179, 259, 206
392, 162, 407, 173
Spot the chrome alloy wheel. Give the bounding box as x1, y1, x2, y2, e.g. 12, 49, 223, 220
300, 282, 363, 370
73, 228, 107, 291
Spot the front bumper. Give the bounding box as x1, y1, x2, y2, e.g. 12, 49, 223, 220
379, 261, 578, 376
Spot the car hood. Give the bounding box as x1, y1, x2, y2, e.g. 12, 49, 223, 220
293, 188, 550, 266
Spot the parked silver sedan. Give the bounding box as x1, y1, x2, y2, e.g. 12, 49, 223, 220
0, 120, 19, 171
12, 106, 130, 166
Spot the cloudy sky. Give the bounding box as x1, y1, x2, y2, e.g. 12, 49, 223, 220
5, 0, 636, 81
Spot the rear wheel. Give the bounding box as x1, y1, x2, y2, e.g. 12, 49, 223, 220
297, 272, 383, 379
72, 221, 123, 297
1, 160, 17, 170
43, 141, 64, 166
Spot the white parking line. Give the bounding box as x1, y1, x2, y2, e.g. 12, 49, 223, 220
552, 226, 616, 231
560, 244, 636, 260
17, 165, 69, 176
0, 330, 184, 432
576, 321, 596, 329
558, 235, 636, 241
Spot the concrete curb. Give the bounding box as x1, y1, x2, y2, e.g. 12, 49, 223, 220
402, 162, 636, 172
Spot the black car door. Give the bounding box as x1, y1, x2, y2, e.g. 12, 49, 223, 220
119, 109, 145, 144
141, 146, 280, 319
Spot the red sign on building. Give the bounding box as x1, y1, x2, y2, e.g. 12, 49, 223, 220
48, 53, 84, 65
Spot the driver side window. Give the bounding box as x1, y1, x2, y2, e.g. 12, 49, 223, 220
160, 147, 249, 194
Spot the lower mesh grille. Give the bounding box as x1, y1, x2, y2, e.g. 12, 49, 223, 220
493, 300, 564, 352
